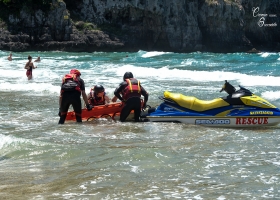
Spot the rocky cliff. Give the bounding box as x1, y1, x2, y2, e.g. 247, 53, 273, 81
0, 0, 279, 53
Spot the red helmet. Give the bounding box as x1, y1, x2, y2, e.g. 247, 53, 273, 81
70, 69, 81, 76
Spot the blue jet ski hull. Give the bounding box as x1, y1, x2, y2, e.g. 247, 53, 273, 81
142, 102, 280, 127
141, 83, 280, 127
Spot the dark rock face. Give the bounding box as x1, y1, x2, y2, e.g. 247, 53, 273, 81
0, 0, 279, 53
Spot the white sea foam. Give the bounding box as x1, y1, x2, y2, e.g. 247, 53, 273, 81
1, 51, 280, 99
0, 134, 35, 151
2, 61, 280, 96
0, 134, 15, 150
0, 81, 60, 95
112, 65, 280, 86
260, 52, 277, 57
261, 91, 280, 101
141, 51, 170, 58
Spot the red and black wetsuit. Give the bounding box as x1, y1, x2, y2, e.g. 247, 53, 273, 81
88, 92, 106, 106
59, 76, 85, 124
114, 78, 148, 122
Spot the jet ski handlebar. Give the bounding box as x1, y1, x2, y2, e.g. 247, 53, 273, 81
220, 80, 253, 96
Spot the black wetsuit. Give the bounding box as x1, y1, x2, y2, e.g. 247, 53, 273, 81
58, 77, 85, 124
114, 78, 148, 122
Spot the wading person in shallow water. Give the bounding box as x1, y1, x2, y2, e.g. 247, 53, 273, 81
7, 53, 12, 61
24, 55, 37, 80
58, 69, 93, 124
34, 56, 41, 62
87, 85, 110, 106
114, 72, 148, 122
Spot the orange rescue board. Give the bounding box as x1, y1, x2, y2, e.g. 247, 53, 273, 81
65, 102, 125, 121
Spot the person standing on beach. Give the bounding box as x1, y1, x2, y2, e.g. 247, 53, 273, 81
24, 55, 37, 80
7, 53, 12, 61
58, 69, 93, 124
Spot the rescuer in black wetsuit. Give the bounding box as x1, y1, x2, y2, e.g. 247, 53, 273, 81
114, 72, 149, 122
58, 69, 92, 124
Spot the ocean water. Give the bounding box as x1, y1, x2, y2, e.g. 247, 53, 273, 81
0, 50, 280, 199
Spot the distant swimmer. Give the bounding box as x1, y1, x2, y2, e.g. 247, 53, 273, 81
24, 55, 37, 80
34, 56, 41, 62
7, 53, 12, 61
247, 48, 261, 53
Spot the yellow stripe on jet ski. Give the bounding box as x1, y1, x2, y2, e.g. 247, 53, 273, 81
164, 91, 229, 112
240, 95, 276, 108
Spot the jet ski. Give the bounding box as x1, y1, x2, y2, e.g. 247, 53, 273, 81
140, 81, 280, 127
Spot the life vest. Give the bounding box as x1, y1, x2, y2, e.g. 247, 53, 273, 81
122, 78, 141, 101
88, 90, 106, 106
61, 74, 81, 92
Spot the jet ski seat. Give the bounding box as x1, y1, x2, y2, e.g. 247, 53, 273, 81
164, 91, 230, 112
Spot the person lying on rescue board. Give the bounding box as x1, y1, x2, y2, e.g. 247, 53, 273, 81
87, 85, 111, 106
